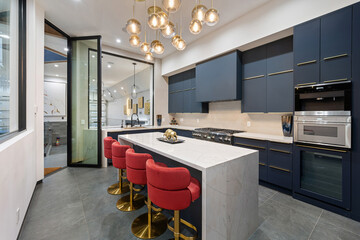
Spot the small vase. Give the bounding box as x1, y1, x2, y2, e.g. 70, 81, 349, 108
156, 115, 162, 126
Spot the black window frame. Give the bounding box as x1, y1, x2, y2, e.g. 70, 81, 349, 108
0, 0, 27, 142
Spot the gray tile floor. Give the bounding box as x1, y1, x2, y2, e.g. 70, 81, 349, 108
19, 167, 360, 240
44, 145, 67, 168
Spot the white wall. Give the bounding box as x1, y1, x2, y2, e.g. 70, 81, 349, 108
0, 1, 44, 239
162, 0, 359, 76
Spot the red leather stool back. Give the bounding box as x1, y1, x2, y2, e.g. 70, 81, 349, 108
104, 137, 117, 159
126, 148, 153, 185
146, 159, 200, 211
112, 142, 131, 169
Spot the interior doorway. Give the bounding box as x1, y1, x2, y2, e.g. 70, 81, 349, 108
43, 21, 69, 175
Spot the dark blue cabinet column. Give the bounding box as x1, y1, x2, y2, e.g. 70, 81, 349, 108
242, 46, 267, 113
351, 2, 360, 221
320, 6, 352, 83
294, 18, 320, 86
196, 51, 242, 102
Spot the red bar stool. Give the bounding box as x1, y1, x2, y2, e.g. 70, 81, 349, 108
107, 142, 130, 195
125, 149, 168, 239
146, 159, 201, 240
104, 137, 116, 160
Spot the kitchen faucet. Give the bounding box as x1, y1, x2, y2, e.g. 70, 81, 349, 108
131, 113, 140, 127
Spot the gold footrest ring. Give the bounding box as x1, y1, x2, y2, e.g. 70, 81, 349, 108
131, 212, 168, 239
107, 181, 129, 195
167, 217, 198, 240
117, 194, 145, 212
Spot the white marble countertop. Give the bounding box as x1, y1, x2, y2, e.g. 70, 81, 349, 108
233, 132, 293, 144
118, 132, 257, 171
102, 125, 196, 133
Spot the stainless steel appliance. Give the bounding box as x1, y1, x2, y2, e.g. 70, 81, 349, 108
192, 128, 243, 145
294, 111, 351, 148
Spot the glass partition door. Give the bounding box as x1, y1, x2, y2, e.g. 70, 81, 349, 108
68, 36, 101, 167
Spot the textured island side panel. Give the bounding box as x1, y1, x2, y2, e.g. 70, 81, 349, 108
204, 151, 259, 240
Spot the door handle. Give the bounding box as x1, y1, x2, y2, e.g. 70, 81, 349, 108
296, 82, 317, 87
323, 53, 348, 61
296, 144, 347, 153
243, 75, 265, 80
268, 69, 293, 76
269, 165, 291, 172
297, 60, 317, 66
323, 78, 348, 84
235, 142, 266, 150
269, 148, 291, 154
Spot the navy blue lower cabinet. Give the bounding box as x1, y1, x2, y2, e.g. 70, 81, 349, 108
234, 137, 268, 181
293, 144, 351, 210
267, 142, 293, 190
266, 71, 294, 112
175, 129, 193, 138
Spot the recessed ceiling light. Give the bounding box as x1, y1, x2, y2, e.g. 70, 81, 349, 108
56, 74, 59, 77
92, 55, 96, 58
113, 89, 117, 93
92, 79, 96, 82
64, 47, 69, 52
116, 38, 121, 43
121, 87, 124, 90
107, 64, 112, 68
54, 64, 59, 67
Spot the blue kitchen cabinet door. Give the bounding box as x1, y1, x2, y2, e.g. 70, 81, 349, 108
181, 69, 195, 90
169, 75, 184, 92
293, 18, 321, 86
190, 89, 208, 113
183, 90, 192, 113
242, 76, 267, 113
242, 45, 267, 79
196, 51, 242, 102
168, 92, 183, 113
266, 36, 293, 74
267, 72, 294, 112
320, 6, 352, 83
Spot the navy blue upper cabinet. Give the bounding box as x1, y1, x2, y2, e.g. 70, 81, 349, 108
267, 36, 293, 74
320, 6, 352, 83
196, 51, 242, 102
294, 18, 321, 86
168, 69, 208, 113
242, 45, 267, 79
267, 72, 294, 112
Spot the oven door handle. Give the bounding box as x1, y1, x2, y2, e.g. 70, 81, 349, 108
295, 144, 348, 153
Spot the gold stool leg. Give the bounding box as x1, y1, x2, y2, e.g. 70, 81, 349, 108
168, 210, 198, 240
117, 182, 145, 211
107, 169, 129, 195
174, 210, 180, 240
131, 196, 167, 239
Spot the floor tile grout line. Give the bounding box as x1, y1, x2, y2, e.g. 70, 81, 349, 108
259, 191, 278, 206
318, 215, 360, 237
307, 210, 323, 240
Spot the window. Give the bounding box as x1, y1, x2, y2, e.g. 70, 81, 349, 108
0, 0, 26, 139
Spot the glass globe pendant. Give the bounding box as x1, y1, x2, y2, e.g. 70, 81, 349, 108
140, 42, 150, 53
205, 0, 219, 26
131, 63, 137, 99
162, 22, 176, 38
172, 35, 180, 47
153, 41, 165, 55
158, 12, 169, 29
192, 4, 208, 23
145, 52, 154, 61
176, 38, 186, 51
126, 18, 142, 35
129, 35, 141, 47
162, 0, 182, 13
189, 19, 202, 34
148, 13, 161, 29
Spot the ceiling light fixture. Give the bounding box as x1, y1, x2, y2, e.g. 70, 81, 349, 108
129, 34, 141, 47
147, 3, 161, 30
161, 21, 176, 38
162, 0, 181, 13
189, 18, 202, 34
56, 74, 59, 77
145, 52, 154, 61
158, 11, 169, 29
192, 1, 208, 24
131, 63, 137, 99
116, 38, 121, 43
205, 0, 219, 26
64, 47, 69, 52
54, 64, 59, 67
126, 1, 142, 35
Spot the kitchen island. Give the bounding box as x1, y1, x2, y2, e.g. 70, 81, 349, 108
119, 132, 259, 240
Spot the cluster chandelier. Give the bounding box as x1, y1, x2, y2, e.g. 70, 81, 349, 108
125, 0, 219, 60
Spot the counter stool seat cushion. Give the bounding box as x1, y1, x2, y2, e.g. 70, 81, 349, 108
112, 142, 131, 169
104, 137, 117, 159
146, 159, 201, 211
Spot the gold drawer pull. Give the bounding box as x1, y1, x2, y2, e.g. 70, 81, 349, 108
297, 60, 317, 66
324, 78, 348, 83
296, 144, 347, 153
235, 142, 266, 150
269, 148, 291, 154
259, 162, 266, 166
268, 69, 293, 76
323, 53, 348, 61
296, 82, 317, 87
244, 75, 265, 80
269, 165, 291, 172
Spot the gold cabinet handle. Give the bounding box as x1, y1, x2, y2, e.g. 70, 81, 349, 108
269, 165, 291, 172
259, 162, 266, 166
269, 148, 291, 154
244, 75, 265, 80
235, 142, 266, 150
297, 60, 317, 66
268, 69, 293, 76
323, 53, 348, 61
323, 78, 348, 83
296, 82, 317, 87
296, 144, 347, 153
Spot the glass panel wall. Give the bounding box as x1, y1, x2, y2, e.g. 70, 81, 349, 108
70, 38, 100, 166
102, 52, 154, 128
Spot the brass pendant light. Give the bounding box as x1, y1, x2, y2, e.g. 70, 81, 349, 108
162, 0, 182, 13
205, 0, 219, 26
126, 1, 142, 35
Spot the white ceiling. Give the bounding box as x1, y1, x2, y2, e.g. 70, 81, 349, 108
38, 0, 272, 58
